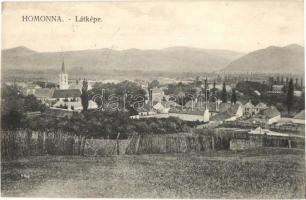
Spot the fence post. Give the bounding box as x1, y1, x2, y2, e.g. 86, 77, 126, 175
288, 139, 292, 148
81, 136, 86, 156
43, 131, 46, 154
135, 134, 141, 154
116, 132, 121, 155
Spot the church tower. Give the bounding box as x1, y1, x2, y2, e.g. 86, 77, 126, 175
59, 61, 69, 89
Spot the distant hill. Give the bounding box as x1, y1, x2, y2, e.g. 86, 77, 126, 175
222, 44, 304, 74
2, 46, 243, 74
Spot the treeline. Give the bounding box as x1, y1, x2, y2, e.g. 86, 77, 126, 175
21, 110, 202, 139
236, 81, 305, 114
88, 80, 147, 111
1, 84, 47, 130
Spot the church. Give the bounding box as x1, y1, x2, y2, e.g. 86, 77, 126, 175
53, 61, 82, 102
34, 61, 97, 111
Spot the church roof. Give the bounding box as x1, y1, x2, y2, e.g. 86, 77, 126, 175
52, 89, 81, 98
34, 88, 54, 99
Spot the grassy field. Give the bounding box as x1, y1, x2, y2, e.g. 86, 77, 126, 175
1, 148, 305, 198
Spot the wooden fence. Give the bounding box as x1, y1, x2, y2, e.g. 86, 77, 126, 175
1, 130, 86, 160
221, 121, 305, 134
2, 129, 304, 159
1, 129, 133, 160
125, 133, 220, 154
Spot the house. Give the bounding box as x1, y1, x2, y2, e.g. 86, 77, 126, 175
217, 102, 233, 113
294, 110, 305, 120
151, 88, 165, 103
225, 104, 243, 121
258, 106, 281, 124
134, 103, 156, 116
52, 100, 98, 111
243, 101, 256, 115
255, 102, 268, 113
153, 102, 170, 114
22, 84, 41, 96
34, 88, 55, 104
292, 110, 305, 124
211, 104, 243, 122
270, 85, 284, 94
249, 126, 303, 138
294, 90, 303, 97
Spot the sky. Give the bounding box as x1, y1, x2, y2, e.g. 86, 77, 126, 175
2, 0, 304, 53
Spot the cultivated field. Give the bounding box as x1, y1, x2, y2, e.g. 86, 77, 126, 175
1, 148, 305, 198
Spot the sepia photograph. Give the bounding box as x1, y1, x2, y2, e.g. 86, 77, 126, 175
1, 0, 305, 198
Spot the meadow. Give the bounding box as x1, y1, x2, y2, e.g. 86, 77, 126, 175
1, 148, 305, 198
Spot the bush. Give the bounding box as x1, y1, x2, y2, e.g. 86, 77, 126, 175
21, 110, 196, 138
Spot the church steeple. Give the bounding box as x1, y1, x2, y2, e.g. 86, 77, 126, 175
61, 61, 65, 73
59, 61, 69, 89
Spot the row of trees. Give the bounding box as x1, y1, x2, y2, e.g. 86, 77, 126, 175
165, 81, 237, 105
22, 110, 200, 139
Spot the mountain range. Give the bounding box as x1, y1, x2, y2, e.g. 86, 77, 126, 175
2, 44, 304, 74
223, 44, 304, 74
2, 46, 242, 73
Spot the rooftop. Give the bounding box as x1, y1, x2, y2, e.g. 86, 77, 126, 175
34, 88, 54, 99
52, 89, 81, 99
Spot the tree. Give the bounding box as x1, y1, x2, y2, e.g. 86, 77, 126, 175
231, 88, 237, 104
81, 79, 89, 112
286, 79, 294, 113
1, 84, 25, 130
91, 80, 146, 110
149, 80, 160, 88
24, 95, 46, 112
221, 82, 227, 103
204, 78, 208, 91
